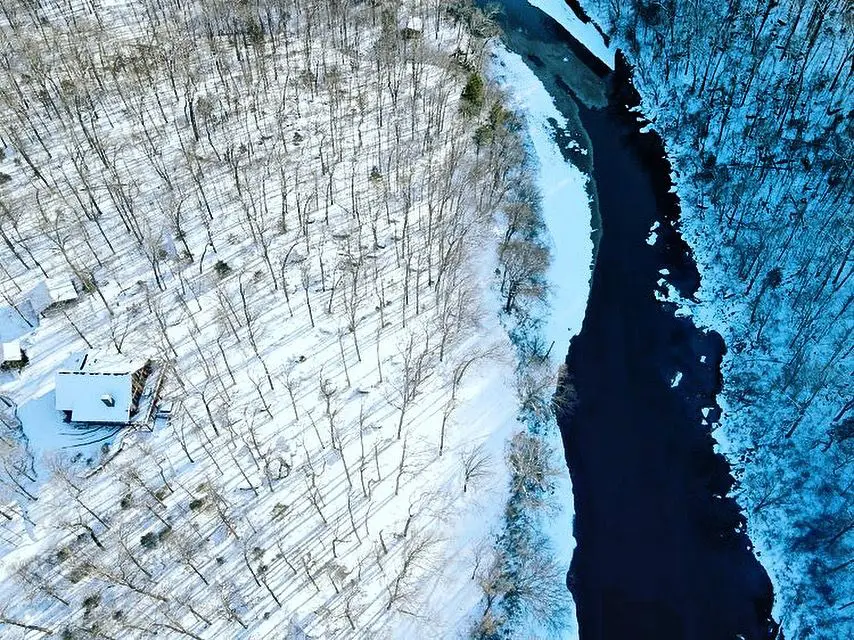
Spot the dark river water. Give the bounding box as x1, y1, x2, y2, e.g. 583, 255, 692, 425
481, 1, 779, 638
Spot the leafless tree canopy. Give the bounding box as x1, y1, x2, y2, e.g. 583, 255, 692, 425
0, 0, 559, 637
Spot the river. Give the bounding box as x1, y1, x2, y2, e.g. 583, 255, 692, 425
483, 1, 779, 638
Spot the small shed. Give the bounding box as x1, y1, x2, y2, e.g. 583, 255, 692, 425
402, 16, 423, 39
55, 353, 150, 424
28, 278, 78, 316
1, 341, 22, 365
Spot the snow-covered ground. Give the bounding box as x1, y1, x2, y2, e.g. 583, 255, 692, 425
0, 2, 550, 637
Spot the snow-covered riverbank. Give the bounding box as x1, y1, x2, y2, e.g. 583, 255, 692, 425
485, 42, 597, 639
526, 0, 614, 69
490, 47, 595, 360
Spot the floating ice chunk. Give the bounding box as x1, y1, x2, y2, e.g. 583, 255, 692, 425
647, 221, 660, 245
671, 372, 683, 387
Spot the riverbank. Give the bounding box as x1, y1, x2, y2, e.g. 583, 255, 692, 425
474, 39, 598, 638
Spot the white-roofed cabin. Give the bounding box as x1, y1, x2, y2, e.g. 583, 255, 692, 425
2, 341, 22, 363
27, 278, 78, 316
402, 16, 423, 39
55, 352, 151, 424
1, 340, 26, 370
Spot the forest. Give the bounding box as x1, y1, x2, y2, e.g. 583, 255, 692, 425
580, 0, 853, 636
0, 0, 566, 638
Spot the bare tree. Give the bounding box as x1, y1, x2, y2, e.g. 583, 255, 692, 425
461, 444, 492, 493
499, 238, 550, 314
506, 431, 560, 511
0, 603, 53, 636
12, 560, 70, 608
388, 331, 437, 438
385, 531, 436, 611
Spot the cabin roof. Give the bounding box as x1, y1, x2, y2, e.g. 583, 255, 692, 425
59, 352, 148, 376
1, 340, 22, 363
28, 278, 78, 315
55, 352, 148, 423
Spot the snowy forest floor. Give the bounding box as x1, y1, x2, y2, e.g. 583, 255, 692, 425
0, 1, 587, 638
